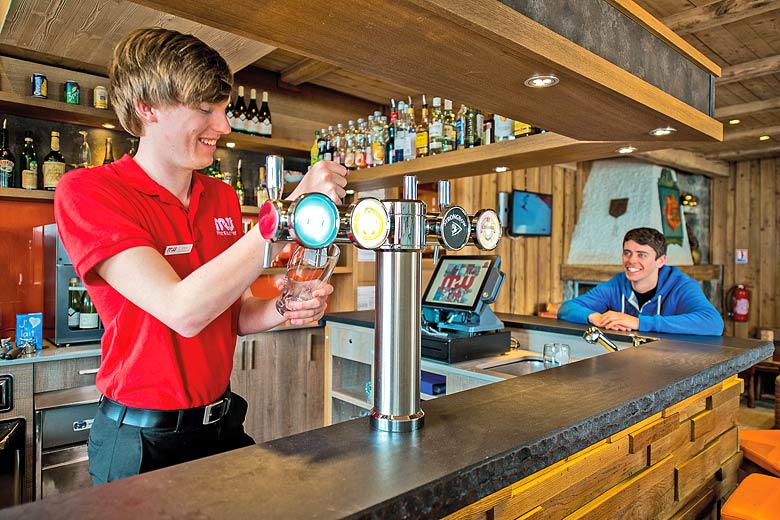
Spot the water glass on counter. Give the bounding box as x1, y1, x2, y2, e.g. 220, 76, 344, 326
543, 343, 571, 368
276, 244, 340, 315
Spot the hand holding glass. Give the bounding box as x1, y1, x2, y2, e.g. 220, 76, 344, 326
543, 343, 571, 368
276, 244, 340, 315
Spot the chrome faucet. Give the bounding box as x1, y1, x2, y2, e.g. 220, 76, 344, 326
583, 326, 620, 352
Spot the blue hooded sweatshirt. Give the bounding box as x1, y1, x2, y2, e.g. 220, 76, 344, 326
557, 265, 724, 335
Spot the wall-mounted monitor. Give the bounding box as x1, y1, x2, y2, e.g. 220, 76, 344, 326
509, 190, 552, 237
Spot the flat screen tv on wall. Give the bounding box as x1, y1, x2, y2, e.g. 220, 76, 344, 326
508, 190, 553, 237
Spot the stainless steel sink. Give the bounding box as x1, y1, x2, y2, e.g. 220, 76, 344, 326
476, 356, 546, 377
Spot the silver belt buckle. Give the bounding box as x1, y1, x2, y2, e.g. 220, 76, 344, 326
202, 398, 225, 425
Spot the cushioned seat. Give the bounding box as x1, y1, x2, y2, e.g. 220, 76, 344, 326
721, 473, 780, 520
740, 429, 780, 476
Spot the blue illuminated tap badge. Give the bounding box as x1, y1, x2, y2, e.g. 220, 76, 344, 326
291, 193, 339, 249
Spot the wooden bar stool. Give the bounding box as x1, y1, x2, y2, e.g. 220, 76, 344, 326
740, 429, 780, 477
721, 474, 780, 520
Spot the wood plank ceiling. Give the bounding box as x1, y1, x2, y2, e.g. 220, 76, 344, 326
1, 0, 777, 159
633, 0, 780, 160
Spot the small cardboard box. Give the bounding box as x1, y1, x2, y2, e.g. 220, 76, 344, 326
16, 312, 43, 350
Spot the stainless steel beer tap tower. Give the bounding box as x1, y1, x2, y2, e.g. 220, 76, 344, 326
259, 155, 502, 433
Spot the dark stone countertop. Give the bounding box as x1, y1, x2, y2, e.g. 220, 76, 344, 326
3, 314, 771, 520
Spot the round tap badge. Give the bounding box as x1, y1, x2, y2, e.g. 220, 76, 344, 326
258, 201, 281, 240
473, 209, 502, 250
439, 206, 470, 250
349, 198, 389, 249
291, 193, 339, 249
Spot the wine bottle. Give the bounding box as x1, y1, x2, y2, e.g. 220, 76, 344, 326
0, 118, 15, 188
20, 133, 39, 190
42, 131, 65, 190
225, 95, 235, 129
310, 130, 320, 166
428, 96, 444, 155
443, 99, 456, 152
213, 157, 223, 181
246, 89, 260, 136
79, 289, 99, 329
258, 91, 272, 137
67, 277, 81, 330
232, 86, 247, 133
415, 95, 430, 158
235, 158, 245, 205
102, 137, 114, 164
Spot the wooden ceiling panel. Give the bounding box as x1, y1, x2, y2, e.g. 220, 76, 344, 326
0, 0, 276, 73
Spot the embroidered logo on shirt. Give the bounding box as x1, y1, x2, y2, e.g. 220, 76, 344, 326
164, 244, 193, 255
214, 217, 237, 236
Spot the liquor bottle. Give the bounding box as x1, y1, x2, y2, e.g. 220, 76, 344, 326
0, 118, 15, 188
20, 133, 38, 190
102, 137, 115, 164
476, 109, 484, 146
127, 137, 138, 158
344, 120, 356, 170
333, 123, 345, 166
310, 129, 320, 166
245, 89, 260, 136
482, 112, 493, 145
256, 166, 268, 207
235, 159, 245, 205
428, 97, 444, 155
67, 277, 81, 330
443, 99, 456, 152
415, 95, 430, 158
323, 126, 334, 161
364, 116, 374, 168
213, 157, 223, 181
456, 104, 467, 148
371, 114, 385, 166
394, 101, 406, 163
232, 86, 247, 133
404, 99, 416, 161
385, 102, 396, 165
514, 120, 534, 138
42, 131, 65, 190
317, 128, 327, 162
465, 106, 478, 148
258, 91, 272, 137
354, 118, 366, 169
79, 290, 99, 329
494, 114, 514, 142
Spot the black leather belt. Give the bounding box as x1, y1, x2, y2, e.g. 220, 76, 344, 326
98, 391, 231, 430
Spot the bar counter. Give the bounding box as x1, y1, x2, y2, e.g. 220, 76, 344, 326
2, 314, 771, 519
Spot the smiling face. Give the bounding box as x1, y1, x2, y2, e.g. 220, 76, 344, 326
144, 100, 231, 174
622, 239, 666, 293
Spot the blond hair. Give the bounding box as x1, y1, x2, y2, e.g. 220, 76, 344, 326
109, 28, 233, 136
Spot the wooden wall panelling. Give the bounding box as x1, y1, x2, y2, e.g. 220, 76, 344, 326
550, 166, 567, 305
495, 171, 514, 313
776, 159, 780, 328
511, 168, 528, 315
536, 166, 552, 313
733, 161, 752, 337
523, 168, 540, 315
759, 159, 776, 332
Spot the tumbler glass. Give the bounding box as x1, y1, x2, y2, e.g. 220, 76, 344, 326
543, 343, 571, 368
276, 244, 340, 315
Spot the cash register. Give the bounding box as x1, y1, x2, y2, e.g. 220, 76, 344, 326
421, 254, 511, 363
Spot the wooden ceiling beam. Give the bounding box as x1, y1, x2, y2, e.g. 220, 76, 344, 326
723, 124, 780, 140
716, 54, 780, 84
661, 0, 780, 36
715, 96, 780, 119
281, 58, 338, 86
636, 148, 730, 177
705, 143, 780, 160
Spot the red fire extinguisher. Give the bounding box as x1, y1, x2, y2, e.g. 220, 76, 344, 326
726, 284, 751, 322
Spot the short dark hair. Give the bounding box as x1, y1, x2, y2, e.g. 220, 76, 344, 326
623, 227, 667, 258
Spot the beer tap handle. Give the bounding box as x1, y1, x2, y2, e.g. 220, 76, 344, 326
403, 175, 417, 200
263, 155, 284, 268
438, 180, 450, 210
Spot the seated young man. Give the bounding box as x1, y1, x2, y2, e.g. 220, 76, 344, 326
558, 227, 723, 335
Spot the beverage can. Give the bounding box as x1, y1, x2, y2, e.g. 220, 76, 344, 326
65, 81, 80, 105
31, 73, 48, 99
93, 86, 109, 109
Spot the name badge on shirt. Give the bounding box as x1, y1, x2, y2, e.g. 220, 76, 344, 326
164, 244, 193, 256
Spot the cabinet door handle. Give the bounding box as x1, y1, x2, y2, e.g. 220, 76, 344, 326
78, 368, 99, 375
250, 340, 255, 370
307, 333, 314, 362
241, 341, 246, 371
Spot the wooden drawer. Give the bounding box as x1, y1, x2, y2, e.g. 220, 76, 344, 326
34, 357, 101, 393
327, 323, 374, 364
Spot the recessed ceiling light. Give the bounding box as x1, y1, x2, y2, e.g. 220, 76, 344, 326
615, 146, 638, 154
759, 135, 771, 141
649, 126, 677, 136
101, 123, 116, 129
494, 166, 509, 173
728, 119, 741, 125
524, 74, 559, 88
225, 142, 236, 148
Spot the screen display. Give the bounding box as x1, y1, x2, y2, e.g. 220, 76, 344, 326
422, 256, 497, 312
509, 190, 552, 236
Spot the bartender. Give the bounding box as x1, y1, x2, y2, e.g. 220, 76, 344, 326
558, 227, 723, 335
54, 27, 348, 483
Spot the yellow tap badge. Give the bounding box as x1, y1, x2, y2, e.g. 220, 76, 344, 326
349, 198, 389, 249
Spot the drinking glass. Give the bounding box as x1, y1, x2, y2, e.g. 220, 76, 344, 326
276, 244, 340, 315
78, 130, 91, 168
543, 343, 571, 368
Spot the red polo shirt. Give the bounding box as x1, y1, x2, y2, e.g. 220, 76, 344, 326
54, 155, 243, 410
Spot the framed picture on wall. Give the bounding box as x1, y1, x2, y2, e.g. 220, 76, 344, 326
508, 190, 553, 237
